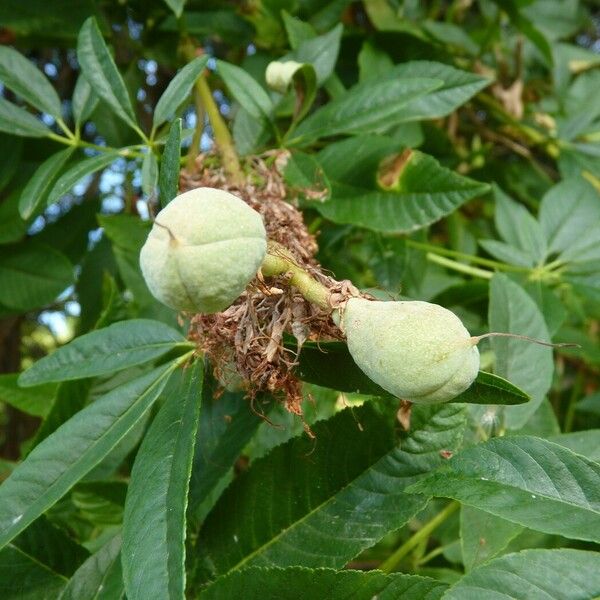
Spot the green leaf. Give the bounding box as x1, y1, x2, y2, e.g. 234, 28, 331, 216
408, 435, 600, 543
317, 134, 398, 184
153, 56, 208, 129
18, 147, 76, 219
0, 242, 73, 311
452, 372, 530, 406
558, 70, 600, 141
479, 240, 535, 269
282, 11, 316, 49
77, 17, 137, 129
376, 61, 491, 122
12, 515, 90, 578
283, 151, 330, 202
188, 370, 268, 522
295, 341, 528, 405
98, 214, 174, 322
0, 46, 62, 118
36, 197, 100, 264
76, 237, 118, 333
160, 11, 253, 43
316, 145, 490, 233
28, 380, 91, 450
492, 0, 553, 65
0, 374, 56, 417
197, 403, 466, 579
0, 134, 23, 191
487, 185, 547, 266
358, 41, 394, 83
233, 107, 270, 155
460, 506, 523, 571
539, 177, 600, 264
444, 549, 600, 599
276, 63, 317, 124
548, 430, 600, 462
291, 78, 441, 144
0, 97, 51, 137
159, 118, 181, 208
72, 74, 98, 126
59, 535, 123, 600
293, 340, 393, 395
46, 152, 119, 206
71, 480, 126, 526
201, 567, 447, 599
292, 23, 343, 85
217, 60, 273, 121
0, 0, 97, 40
0, 544, 67, 599
489, 274, 553, 429
0, 362, 175, 550
163, 0, 187, 18
141, 151, 158, 197
422, 20, 479, 55
19, 319, 187, 386
123, 361, 202, 600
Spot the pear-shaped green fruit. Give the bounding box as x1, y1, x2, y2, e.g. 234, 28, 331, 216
340, 298, 480, 404
140, 187, 267, 314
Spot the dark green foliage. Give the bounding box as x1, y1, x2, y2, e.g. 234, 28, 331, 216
0, 2, 598, 597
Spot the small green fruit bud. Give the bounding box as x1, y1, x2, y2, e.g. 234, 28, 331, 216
340, 298, 480, 404
265, 60, 303, 94
140, 187, 267, 314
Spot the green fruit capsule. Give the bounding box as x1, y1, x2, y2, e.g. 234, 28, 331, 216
140, 187, 267, 314
339, 298, 480, 404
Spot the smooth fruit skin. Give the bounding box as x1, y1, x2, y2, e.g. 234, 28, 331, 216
341, 298, 480, 404
140, 187, 267, 314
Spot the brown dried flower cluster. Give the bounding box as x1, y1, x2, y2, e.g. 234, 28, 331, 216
181, 152, 343, 417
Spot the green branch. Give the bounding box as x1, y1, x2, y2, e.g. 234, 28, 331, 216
260, 242, 331, 310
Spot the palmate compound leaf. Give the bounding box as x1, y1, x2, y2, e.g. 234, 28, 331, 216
443, 549, 600, 600
18, 319, 190, 386
199, 567, 447, 600
123, 360, 203, 600
407, 435, 600, 544
196, 402, 466, 581
0, 362, 177, 550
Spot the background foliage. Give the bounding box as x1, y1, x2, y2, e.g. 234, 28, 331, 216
0, 1, 599, 598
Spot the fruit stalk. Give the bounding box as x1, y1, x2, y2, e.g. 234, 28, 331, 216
260, 242, 331, 311
182, 41, 244, 185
